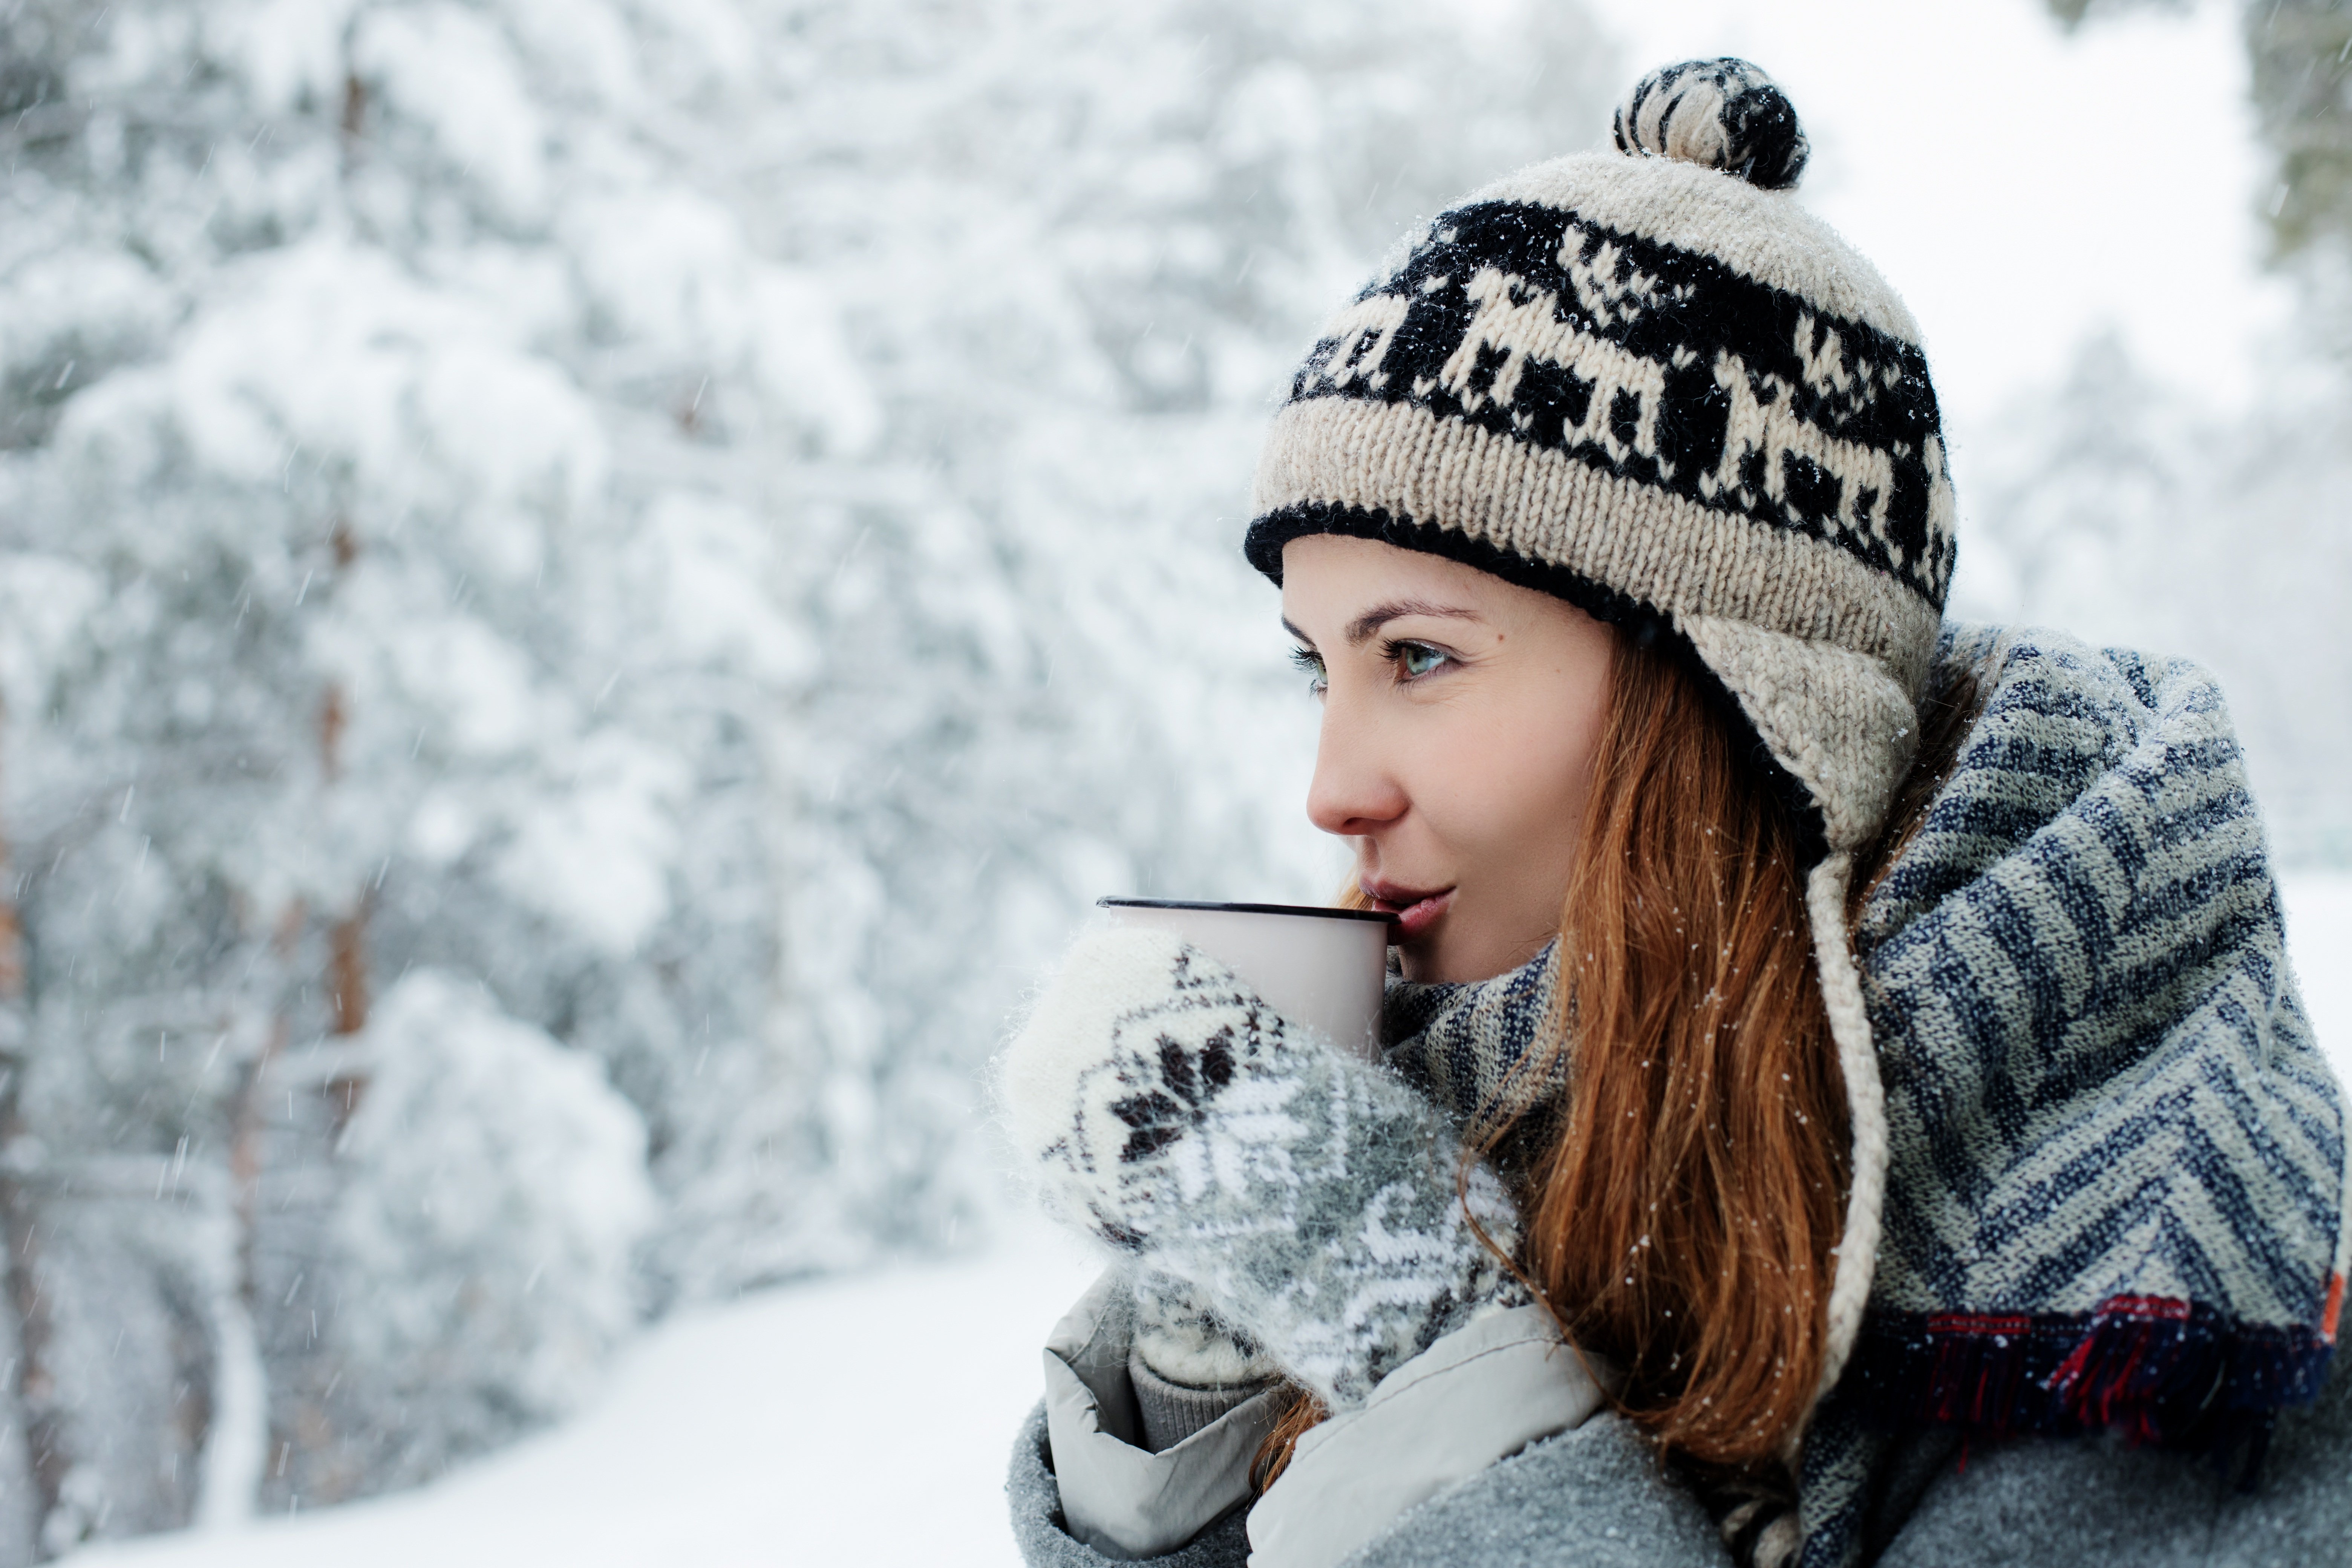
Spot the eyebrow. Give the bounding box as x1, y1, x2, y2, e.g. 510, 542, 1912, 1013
1283, 599, 1482, 649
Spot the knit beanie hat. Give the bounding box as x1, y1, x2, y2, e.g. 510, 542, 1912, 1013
1244, 58, 1953, 1410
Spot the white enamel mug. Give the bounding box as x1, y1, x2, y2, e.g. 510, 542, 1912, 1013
1096, 898, 1399, 1062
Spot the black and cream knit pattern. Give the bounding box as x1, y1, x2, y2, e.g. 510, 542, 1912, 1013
1249, 60, 1949, 614
1000, 925, 1530, 1409
1248, 197, 1952, 609
1246, 60, 1954, 864
1614, 58, 1810, 190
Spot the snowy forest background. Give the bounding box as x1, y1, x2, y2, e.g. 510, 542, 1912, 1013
0, 0, 2344, 1558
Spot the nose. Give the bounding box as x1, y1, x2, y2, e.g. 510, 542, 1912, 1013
1305, 692, 1409, 838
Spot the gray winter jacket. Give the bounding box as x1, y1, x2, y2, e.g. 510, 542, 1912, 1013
1008, 1326, 2352, 1567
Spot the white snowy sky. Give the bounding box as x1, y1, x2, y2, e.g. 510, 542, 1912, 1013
1566, 0, 2289, 434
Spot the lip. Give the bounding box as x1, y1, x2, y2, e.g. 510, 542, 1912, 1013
1361, 881, 1455, 941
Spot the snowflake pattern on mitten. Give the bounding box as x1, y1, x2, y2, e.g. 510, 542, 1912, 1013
999, 924, 1530, 1408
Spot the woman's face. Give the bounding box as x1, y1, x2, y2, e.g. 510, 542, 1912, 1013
1282, 534, 1614, 984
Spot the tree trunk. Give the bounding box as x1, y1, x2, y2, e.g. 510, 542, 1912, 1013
0, 705, 51, 1565
191, 1282, 265, 1532
0, 1043, 49, 1566
210, 897, 301, 1531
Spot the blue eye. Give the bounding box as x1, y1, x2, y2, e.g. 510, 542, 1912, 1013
1391, 641, 1450, 679
1289, 646, 1327, 696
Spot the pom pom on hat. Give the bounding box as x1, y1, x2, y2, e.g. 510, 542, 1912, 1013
1251, 51, 1955, 859
1613, 58, 1809, 190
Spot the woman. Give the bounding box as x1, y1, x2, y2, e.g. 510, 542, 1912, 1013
998, 60, 2351, 1568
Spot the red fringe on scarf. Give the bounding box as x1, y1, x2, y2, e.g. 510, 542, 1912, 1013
1844, 1282, 2338, 1473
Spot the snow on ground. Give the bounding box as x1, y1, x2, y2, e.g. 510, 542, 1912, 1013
64, 876, 2352, 1568
68, 1227, 1102, 1568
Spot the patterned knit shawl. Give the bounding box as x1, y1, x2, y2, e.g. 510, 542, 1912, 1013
1380, 626, 2348, 1568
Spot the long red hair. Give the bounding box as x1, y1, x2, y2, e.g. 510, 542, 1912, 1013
1257, 623, 1977, 1484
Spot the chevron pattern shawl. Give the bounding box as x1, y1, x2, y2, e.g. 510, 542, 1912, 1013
1383, 625, 2348, 1568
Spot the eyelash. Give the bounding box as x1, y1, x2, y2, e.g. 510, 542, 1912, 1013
1379, 639, 1452, 680
1289, 646, 1327, 694
1287, 640, 1453, 694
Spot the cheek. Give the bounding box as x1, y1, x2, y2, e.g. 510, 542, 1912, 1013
1497, 725, 1601, 861
1409, 695, 1602, 865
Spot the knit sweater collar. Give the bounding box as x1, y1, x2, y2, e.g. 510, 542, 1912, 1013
1381, 939, 1561, 1148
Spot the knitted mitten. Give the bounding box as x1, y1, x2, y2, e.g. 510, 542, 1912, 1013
1129, 1271, 1278, 1389
999, 924, 1528, 1408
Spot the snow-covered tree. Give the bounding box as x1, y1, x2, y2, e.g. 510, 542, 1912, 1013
2006, 0, 2352, 866
327, 970, 654, 1489
0, 0, 1618, 1550
1958, 331, 2352, 864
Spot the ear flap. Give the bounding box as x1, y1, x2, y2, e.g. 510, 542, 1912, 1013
1677, 614, 1924, 854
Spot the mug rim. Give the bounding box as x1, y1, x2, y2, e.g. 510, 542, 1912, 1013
1097, 897, 1398, 925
